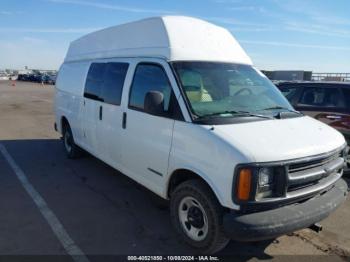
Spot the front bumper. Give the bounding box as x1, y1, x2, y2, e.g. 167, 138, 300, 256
223, 178, 348, 241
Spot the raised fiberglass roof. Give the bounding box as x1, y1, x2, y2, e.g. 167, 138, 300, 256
64, 16, 252, 65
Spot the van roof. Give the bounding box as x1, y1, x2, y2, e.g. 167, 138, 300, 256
64, 16, 252, 65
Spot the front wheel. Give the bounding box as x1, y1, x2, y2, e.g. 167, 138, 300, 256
170, 180, 229, 254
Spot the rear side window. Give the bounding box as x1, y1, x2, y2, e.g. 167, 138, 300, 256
129, 64, 172, 111
85, 63, 106, 100
101, 63, 129, 105
84, 62, 129, 105
299, 87, 345, 108
56, 62, 90, 95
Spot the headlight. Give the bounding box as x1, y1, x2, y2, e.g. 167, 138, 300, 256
235, 165, 286, 202
258, 167, 274, 186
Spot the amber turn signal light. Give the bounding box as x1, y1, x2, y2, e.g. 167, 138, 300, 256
237, 168, 252, 201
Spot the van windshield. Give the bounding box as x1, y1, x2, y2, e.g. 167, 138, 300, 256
171, 62, 294, 121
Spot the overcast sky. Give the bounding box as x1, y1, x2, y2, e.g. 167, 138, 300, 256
0, 0, 349, 72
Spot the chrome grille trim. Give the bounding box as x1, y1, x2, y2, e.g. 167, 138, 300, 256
286, 148, 345, 196
287, 172, 342, 198
288, 152, 341, 173
288, 157, 344, 183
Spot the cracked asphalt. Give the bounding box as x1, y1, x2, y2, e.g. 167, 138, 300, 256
0, 80, 349, 260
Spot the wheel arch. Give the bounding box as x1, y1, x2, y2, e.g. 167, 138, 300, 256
166, 168, 225, 207
60, 116, 69, 133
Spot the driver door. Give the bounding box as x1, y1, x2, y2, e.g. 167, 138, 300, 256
120, 62, 181, 195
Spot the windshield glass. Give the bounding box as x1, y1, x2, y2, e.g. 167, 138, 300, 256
172, 62, 294, 119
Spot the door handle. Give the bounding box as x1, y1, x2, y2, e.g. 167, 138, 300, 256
99, 106, 103, 120
122, 112, 127, 129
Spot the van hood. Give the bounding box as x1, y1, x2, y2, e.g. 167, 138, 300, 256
213, 116, 346, 162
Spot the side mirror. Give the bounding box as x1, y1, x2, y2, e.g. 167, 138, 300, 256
144, 91, 165, 116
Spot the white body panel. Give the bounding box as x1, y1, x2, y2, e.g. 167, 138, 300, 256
167, 122, 251, 209
213, 116, 345, 162
55, 17, 346, 211
65, 16, 252, 65
55, 61, 89, 146
121, 109, 174, 194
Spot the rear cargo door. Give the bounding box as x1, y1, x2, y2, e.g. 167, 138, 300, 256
96, 61, 129, 168
83, 62, 106, 156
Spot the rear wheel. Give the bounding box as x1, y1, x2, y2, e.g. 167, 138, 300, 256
62, 123, 82, 158
170, 179, 229, 254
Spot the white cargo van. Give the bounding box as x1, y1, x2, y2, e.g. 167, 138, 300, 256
55, 16, 348, 253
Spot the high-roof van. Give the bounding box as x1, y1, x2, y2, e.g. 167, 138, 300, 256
54, 16, 348, 253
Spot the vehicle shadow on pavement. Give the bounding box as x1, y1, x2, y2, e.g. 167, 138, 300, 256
0, 138, 273, 257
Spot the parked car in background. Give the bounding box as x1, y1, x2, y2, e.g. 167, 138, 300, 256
27, 73, 40, 82
17, 74, 30, 81
0, 73, 10, 81
276, 82, 350, 144
9, 75, 18, 80
17, 72, 56, 84
44, 74, 56, 85
277, 81, 350, 168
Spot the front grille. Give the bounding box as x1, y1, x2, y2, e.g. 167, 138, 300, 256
286, 150, 344, 195
288, 180, 318, 192
288, 152, 342, 174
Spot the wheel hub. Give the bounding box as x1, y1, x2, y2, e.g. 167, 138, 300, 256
178, 196, 209, 241
187, 206, 204, 228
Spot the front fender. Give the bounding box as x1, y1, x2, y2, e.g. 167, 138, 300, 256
165, 166, 226, 206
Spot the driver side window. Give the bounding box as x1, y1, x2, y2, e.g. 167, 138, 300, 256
129, 64, 172, 111
128, 63, 184, 120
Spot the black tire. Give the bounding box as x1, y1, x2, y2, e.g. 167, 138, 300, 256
170, 179, 229, 254
62, 123, 82, 159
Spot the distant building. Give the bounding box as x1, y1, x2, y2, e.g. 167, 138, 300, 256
18, 69, 32, 75
261, 70, 312, 81
17, 69, 57, 75
323, 76, 345, 81
312, 73, 350, 82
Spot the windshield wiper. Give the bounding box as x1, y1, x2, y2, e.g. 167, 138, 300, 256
196, 110, 273, 120
260, 106, 304, 119
260, 106, 302, 115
